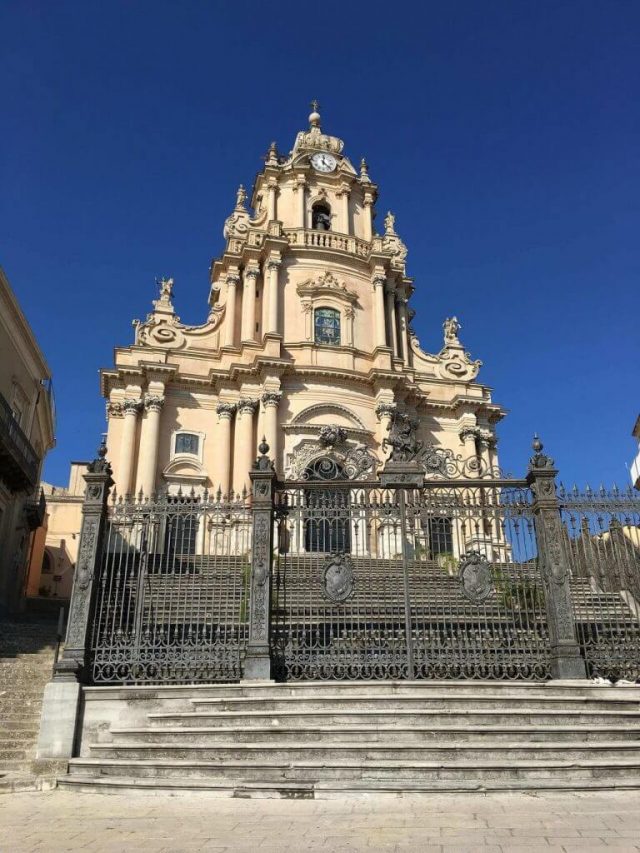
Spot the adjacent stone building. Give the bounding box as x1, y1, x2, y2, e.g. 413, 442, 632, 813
0, 267, 56, 612
102, 106, 504, 500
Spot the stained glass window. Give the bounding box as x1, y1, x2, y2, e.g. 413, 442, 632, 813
314, 307, 340, 346
175, 433, 199, 455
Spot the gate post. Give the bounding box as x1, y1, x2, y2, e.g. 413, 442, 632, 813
36, 440, 113, 759
526, 436, 586, 680
244, 438, 276, 680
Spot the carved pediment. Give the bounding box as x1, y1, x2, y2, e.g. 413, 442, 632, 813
296, 271, 359, 305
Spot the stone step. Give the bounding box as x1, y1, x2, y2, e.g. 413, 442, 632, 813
109, 724, 640, 745
66, 756, 640, 783
189, 694, 640, 713
0, 748, 30, 760
87, 682, 640, 700
149, 708, 640, 728
57, 773, 640, 797
0, 775, 58, 794
87, 741, 640, 763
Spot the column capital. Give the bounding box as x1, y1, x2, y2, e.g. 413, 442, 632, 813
123, 398, 143, 416
267, 257, 281, 271
375, 401, 397, 421
106, 401, 124, 419
216, 401, 237, 419
459, 424, 480, 443
372, 274, 386, 289
244, 265, 260, 280
262, 391, 282, 408
238, 397, 259, 415
144, 394, 164, 413
226, 272, 240, 287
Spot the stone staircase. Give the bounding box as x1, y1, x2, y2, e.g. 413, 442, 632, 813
59, 681, 640, 798
0, 616, 64, 793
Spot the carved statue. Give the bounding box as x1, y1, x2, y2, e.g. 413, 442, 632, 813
156, 277, 174, 301
318, 425, 347, 448
384, 211, 396, 235
382, 411, 423, 463
443, 316, 461, 345
235, 184, 247, 209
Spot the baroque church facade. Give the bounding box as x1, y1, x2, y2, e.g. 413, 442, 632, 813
102, 106, 503, 497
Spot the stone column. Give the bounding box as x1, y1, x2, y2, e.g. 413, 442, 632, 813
233, 398, 258, 495
266, 258, 280, 335
372, 275, 387, 349
224, 273, 239, 348
459, 424, 481, 478
526, 437, 586, 680
244, 439, 276, 680
262, 391, 282, 473
37, 442, 113, 759
397, 298, 411, 367
385, 285, 399, 356
477, 432, 493, 478
294, 177, 306, 227
363, 192, 374, 241
376, 401, 397, 458
241, 265, 259, 344
267, 179, 278, 221
137, 394, 164, 497
118, 399, 142, 496
215, 402, 236, 497
337, 185, 350, 233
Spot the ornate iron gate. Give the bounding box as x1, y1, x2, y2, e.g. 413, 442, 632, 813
270, 480, 551, 681
560, 486, 640, 680
89, 492, 251, 684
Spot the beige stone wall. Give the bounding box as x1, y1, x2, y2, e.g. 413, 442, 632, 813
0, 268, 55, 612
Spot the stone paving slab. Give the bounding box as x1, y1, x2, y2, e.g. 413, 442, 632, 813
0, 789, 639, 851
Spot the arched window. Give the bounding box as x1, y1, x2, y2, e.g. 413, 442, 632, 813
312, 202, 331, 231
314, 307, 341, 346
41, 550, 53, 575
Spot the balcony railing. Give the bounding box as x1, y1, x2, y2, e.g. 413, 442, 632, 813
0, 390, 39, 492
284, 228, 371, 259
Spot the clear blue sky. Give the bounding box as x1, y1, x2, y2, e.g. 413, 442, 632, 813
2, 1, 638, 488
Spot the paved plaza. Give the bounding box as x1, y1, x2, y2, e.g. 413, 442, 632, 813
1, 789, 640, 852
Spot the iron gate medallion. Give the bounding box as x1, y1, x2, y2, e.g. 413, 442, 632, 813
322, 552, 355, 603
458, 551, 493, 602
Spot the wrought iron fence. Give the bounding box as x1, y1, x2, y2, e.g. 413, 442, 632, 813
89, 491, 251, 684
271, 480, 551, 681
560, 485, 640, 681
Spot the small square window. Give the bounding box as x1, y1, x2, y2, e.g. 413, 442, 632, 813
175, 433, 199, 455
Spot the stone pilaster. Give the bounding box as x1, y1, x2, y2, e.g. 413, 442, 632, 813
244, 439, 276, 680
526, 437, 586, 680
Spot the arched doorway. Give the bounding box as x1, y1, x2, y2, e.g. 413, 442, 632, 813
303, 456, 351, 553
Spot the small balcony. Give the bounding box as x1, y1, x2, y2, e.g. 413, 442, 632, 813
284, 228, 372, 260
0, 390, 39, 492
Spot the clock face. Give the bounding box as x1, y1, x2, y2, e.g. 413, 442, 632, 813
311, 152, 337, 173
